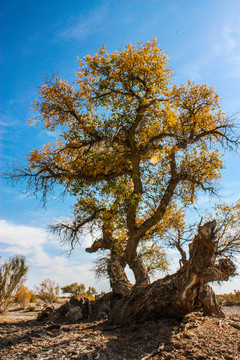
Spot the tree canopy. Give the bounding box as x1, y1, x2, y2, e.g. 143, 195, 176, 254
7, 38, 239, 296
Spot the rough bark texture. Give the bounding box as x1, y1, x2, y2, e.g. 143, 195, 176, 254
107, 252, 132, 296
86, 227, 132, 297
107, 221, 236, 324
43, 221, 236, 326
127, 254, 150, 286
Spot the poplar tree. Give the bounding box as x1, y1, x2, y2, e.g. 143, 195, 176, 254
5, 38, 239, 322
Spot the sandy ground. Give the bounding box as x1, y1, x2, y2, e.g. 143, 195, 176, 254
0, 305, 239, 359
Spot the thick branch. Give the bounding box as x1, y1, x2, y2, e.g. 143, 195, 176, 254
203, 258, 236, 282
134, 158, 178, 244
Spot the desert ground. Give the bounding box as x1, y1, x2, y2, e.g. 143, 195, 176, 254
0, 304, 239, 360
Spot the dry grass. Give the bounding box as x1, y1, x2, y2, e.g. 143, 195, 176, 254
216, 290, 240, 305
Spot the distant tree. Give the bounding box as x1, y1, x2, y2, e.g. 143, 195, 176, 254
163, 200, 240, 270
61, 282, 97, 299
86, 286, 97, 296
35, 278, 59, 305
211, 201, 240, 260
61, 282, 85, 297
138, 242, 169, 276
0, 256, 28, 314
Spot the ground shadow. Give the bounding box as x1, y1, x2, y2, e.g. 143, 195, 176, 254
0, 315, 181, 359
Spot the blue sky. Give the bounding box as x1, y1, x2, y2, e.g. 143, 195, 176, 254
1, 0, 240, 294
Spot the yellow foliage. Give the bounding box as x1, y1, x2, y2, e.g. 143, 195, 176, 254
25, 38, 235, 260
15, 285, 34, 309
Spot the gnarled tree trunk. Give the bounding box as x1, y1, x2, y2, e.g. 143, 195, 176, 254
106, 220, 236, 324
44, 221, 236, 325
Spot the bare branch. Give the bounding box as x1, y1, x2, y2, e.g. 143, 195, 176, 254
49, 209, 103, 252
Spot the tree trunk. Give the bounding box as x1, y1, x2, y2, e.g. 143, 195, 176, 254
107, 251, 132, 296
86, 226, 133, 296
45, 221, 236, 325
127, 254, 150, 286
107, 220, 236, 324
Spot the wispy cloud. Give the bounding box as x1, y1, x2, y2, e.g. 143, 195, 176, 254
215, 25, 240, 79
0, 219, 46, 250
0, 114, 17, 128
179, 24, 240, 82
59, 5, 108, 41
217, 26, 240, 53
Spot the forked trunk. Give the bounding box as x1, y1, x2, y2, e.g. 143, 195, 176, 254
45, 221, 235, 325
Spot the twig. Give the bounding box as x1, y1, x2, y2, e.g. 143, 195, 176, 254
140, 344, 164, 360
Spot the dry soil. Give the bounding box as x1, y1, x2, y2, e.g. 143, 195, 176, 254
0, 305, 239, 359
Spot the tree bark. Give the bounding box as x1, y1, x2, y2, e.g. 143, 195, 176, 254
127, 254, 150, 285
107, 252, 132, 296
107, 221, 236, 324
47, 220, 236, 325
86, 226, 133, 297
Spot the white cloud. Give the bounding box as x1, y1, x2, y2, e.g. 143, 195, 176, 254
212, 275, 240, 295
179, 24, 240, 82
26, 252, 111, 293
31, 246, 52, 267
1, 246, 30, 256
0, 114, 17, 127
0, 219, 47, 250
0, 219, 109, 293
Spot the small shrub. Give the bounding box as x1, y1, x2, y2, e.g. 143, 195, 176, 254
35, 278, 59, 305
15, 285, 34, 309
61, 282, 86, 298
0, 256, 28, 314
